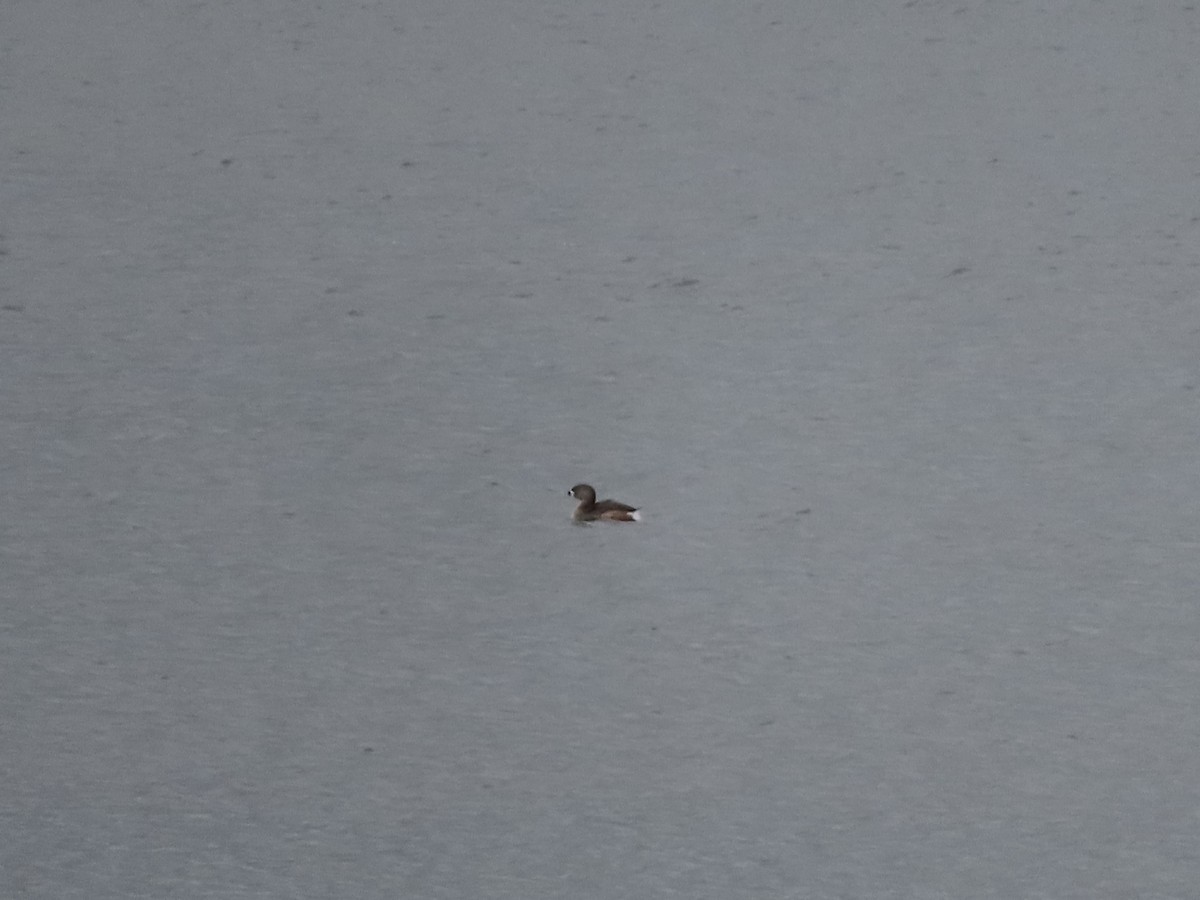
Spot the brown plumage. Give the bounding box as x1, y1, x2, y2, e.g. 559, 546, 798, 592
568, 483, 642, 523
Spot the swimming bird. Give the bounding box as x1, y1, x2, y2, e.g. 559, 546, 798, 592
568, 483, 642, 522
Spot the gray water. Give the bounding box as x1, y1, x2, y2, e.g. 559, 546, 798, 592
3, 2, 1199, 897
